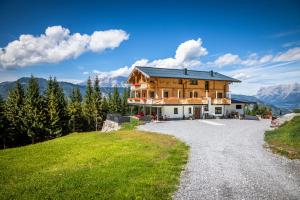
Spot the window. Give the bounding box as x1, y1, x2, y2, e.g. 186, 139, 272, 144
190, 92, 193, 98
236, 105, 242, 109
204, 105, 208, 111
217, 92, 223, 98
215, 107, 222, 114
150, 91, 155, 98
188, 107, 192, 114
178, 79, 183, 84
194, 92, 198, 98
190, 79, 198, 85
205, 81, 209, 91
164, 91, 169, 98
143, 93, 146, 98
174, 107, 178, 114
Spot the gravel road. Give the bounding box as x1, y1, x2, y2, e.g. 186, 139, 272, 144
138, 119, 300, 200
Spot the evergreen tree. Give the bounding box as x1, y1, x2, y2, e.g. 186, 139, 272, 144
4, 81, 28, 146
92, 76, 103, 131
121, 87, 129, 115
111, 87, 122, 113
83, 77, 94, 131
0, 95, 9, 149
102, 96, 109, 120
45, 77, 69, 138
23, 75, 47, 143
68, 87, 84, 132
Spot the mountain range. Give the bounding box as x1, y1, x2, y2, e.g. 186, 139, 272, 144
256, 83, 300, 111
1, 77, 299, 113
0, 77, 124, 99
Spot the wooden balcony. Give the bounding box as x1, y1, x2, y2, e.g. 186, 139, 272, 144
130, 83, 148, 91
212, 98, 231, 105
128, 97, 209, 105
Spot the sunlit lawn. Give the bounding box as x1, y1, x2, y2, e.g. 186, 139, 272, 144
265, 116, 300, 159
0, 124, 188, 199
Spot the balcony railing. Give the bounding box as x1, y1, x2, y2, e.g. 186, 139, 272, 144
128, 97, 209, 105
130, 83, 148, 91
212, 98, 231, 104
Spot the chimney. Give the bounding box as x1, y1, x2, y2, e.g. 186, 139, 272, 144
184, 68, 188, 75
210, 70, 214, 77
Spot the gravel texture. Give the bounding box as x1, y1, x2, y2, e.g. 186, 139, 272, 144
138, 119, 300, 200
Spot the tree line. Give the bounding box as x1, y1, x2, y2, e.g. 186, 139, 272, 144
0, 75, 129, 149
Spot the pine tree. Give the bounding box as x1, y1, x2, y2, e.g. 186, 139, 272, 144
0, 95, 9, 149
68, 87, 84, 132
45, 77, 69, 138
92, 76, 103, 131
121, 87, 129, 115
111, 87, 122, 113
4, 81, 28, 146
23, 75, 47, 144
102, 96, 109, 120
83, 77, 94, 131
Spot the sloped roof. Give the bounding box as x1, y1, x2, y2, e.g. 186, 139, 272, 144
231, 98, 257, 104
134, 66, 241, 82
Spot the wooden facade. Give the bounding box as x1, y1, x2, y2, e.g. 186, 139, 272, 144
127, 68, 231, 105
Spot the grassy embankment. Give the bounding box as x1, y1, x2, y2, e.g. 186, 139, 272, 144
0, 119, 188, 200
265, 116, 300, 159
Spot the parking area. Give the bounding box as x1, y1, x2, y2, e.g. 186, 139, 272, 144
138, 119, 300, 200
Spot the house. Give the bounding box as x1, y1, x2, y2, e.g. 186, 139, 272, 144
127, 66, 242, 119
225, 99, 257, 117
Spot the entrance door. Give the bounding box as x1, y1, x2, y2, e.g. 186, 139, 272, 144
194, 107, 201, 119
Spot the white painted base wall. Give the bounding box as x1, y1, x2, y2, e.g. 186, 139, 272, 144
157, 101, 246, 119
161, 105, 194, 119
225, 103, 245, 115
208, 105, 225, 117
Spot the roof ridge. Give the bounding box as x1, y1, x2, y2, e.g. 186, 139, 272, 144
135, 66, 212, 73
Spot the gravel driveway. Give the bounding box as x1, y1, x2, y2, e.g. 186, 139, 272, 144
138, 119, 300, 200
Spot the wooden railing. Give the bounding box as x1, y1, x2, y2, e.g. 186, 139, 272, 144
212, 98, 231, 104
128, 97, 209, 105
130, 83, 148, 91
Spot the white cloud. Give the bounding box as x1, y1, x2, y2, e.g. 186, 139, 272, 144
211, 47, 300, 68
136, 38, 208, 69
272, 47, 300, 62
213, 53, 241, 67
0, 26, 129, 68
89, 30, 129, 52
92, 38, 208, 78
83, 71, 89, 75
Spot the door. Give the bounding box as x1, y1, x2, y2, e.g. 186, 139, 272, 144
194, 107, 201, 119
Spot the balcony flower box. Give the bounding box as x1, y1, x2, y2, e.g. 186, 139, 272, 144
133, 83, 140, 86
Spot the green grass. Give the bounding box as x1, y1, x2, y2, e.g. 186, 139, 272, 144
265, 116, 300, 159
0, 123, 188, 199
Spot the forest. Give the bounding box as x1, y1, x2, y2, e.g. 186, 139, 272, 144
0, 75, 129, 149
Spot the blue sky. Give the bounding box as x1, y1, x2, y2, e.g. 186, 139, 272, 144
0, 0, 300, 94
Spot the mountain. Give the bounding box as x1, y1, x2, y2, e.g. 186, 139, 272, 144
231, 94, 288, 115
0, 77, 125, 99
256, 83, 300, 111
79, 76, 127, 87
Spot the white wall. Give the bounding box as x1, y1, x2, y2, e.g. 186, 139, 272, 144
162, 105, 194, 119
209, 105, 225, 117
225, 103, 245, 115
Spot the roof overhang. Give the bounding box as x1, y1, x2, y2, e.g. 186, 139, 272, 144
127, 66, 150, 83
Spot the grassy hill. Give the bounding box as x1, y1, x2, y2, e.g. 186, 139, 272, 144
265, 116, 300, 159
0, 125, 188, 199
